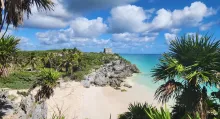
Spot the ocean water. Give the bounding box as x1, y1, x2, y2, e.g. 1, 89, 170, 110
120, 54, 162, 90
120, 54, 218, 93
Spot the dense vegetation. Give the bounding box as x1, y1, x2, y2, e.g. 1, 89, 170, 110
0, 46, 123, 89
119, 34, 220, 119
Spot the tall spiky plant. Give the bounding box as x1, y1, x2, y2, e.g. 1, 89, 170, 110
0, 35, 20, 77
28, 68, 60, 101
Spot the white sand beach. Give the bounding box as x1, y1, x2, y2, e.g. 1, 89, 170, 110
46, 77, 174, 119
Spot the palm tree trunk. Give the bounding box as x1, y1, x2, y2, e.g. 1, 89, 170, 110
190, 78, 197, 86
197, 96, 207, 119
65, 64, 69, 73
189, 78, 207, 119
2, 23, 9, 38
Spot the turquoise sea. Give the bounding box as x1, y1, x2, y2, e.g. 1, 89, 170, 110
120, 54, 162, 90
120, 54, 218, 94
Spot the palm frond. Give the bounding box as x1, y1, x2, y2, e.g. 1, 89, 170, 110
145, 105, 171, 119
155, 79, 183, 103
152, 54, 184, 82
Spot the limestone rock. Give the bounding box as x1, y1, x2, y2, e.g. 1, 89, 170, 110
19, 95, 47, 119
81, 57, 140, 88
0, 90, 47, 119
124, 83, 132, 88
81, 80, 90, 88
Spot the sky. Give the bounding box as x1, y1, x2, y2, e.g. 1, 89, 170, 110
7, 0, 220, 54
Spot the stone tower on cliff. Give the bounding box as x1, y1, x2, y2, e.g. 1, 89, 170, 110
103, 48, 113, 54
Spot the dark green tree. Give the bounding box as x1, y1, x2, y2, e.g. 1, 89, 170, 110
0, 35, 20, 77
152, 34, 220, 119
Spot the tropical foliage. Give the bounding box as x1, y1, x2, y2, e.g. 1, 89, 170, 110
146, 106, 171, 119
0, 35, 20, 77
119, 103, 150, 119
152, 33, 220, 119
28, 68, 60, 101
119, 103, 171, 119
0, 0, 53, 34
0, 46, 125, 89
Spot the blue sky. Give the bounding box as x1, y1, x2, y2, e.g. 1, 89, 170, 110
8, 0, 220, 54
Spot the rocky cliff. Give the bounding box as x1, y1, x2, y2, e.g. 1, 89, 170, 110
0, 90, 47, 119
81, 58, 140, 88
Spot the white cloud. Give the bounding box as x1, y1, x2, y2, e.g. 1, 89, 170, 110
23, 0, 138, 29
112, 32, 156, 42
23, 0, 73, 29
70, 17, 107, 38
18, 37, 35, 50
170, 28, 181, 34
30, 1, 217, 52
151, 1, 216, 30
108, 1, 216, 33
24, 16, 69, 29
109, 5, 150, 33
151, 9, 172, 29
164, 33, 176, 44
199, 22, 215, 31
36, 17, 108, 45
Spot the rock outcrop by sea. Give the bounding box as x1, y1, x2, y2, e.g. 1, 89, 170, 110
81, 58, 140, 88
0, 90, 47, 119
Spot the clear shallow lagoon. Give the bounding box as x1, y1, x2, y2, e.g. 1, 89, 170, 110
120, 54, 218, 94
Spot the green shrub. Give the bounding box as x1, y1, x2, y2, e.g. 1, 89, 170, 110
119, 103, 171, 119
72, 71, 89, 81
52, 114, 65, 119
121, 89, 127, 92
119, 102, 150, 119
146, 105, 171, 119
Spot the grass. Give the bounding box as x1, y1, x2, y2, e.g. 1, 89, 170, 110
0, 71, 39, 89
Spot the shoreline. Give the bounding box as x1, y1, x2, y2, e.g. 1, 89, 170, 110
46, 76, 174, 119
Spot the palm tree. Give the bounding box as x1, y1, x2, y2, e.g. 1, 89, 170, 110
0, 0, 53, 34
0, 35, 20, 77
152, 34, 220, 119
26, 52, 39, 71
41, 52, 54, 68
28, 68, 60, 101
60, 49, 83, 74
